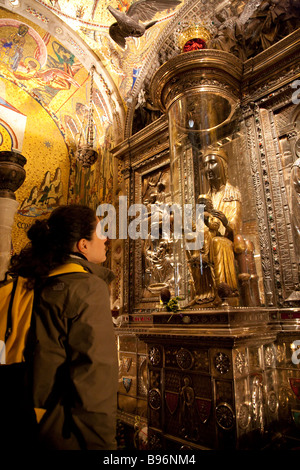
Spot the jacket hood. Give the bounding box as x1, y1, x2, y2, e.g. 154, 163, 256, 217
67, 255, 115, 285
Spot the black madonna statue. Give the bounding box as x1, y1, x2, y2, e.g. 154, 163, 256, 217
187, 147, 243, 306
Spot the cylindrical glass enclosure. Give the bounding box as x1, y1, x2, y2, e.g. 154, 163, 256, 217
169, 91, 243, 306
150, 50, 264, 309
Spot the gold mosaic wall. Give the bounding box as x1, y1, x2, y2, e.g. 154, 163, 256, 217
0, 8, 115, 253
0, 79, 69, 253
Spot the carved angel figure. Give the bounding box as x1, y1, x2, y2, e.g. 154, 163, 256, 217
108, 0, 181, 48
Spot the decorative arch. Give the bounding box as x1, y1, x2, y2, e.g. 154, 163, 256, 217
0, 0, 125, 141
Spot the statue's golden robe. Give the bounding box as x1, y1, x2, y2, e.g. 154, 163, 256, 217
208, 182, 242, 292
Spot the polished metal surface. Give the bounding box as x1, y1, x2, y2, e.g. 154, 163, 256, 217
113, 27, 300, 450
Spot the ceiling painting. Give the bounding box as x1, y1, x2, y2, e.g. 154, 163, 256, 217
2, 0, 299, 141
0, 6, 118, 145
0, 4, 118, 251
35, 0, 183, 101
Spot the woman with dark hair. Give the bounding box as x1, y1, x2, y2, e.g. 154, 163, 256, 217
8, 204, 118, 450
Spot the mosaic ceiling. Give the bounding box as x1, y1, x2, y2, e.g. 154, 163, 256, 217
1, 0, 299, 142
35, 0, 184, 102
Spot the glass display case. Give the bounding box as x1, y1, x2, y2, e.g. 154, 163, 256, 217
151, 50, 264, 309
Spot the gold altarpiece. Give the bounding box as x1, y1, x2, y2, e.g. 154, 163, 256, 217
111, 30, 300, 450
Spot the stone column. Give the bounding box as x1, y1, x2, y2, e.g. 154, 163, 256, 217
0, 150, 26, 281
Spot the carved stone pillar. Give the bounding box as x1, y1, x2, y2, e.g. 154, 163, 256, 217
0, 150, 27, 280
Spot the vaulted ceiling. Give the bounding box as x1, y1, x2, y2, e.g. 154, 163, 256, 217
2, 0, 186, 142
2, 0, 299, 143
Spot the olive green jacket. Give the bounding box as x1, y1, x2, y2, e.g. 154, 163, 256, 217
25, 256, 118, 450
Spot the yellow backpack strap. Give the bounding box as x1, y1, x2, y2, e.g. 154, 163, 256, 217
48, 262, 88, 277
4, 277, 35, 364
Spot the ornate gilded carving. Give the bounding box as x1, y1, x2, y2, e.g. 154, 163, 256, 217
267, 390, 278, 414
261, 108, 290, 303
251, 374, 264, 430
244, 108, 275, 305
264, 345, 275, 367
176, 348, 194, 370
137, 356, 148, 397
235, 351, 247, 375
214, 352, 231, 375
278, 386, 292, 411
149, 370, 161, 389
141, 164, 174, 296
244, 87, 300, 304
179, 375, 199, 440
150, 50, 243, 113
275, 344, 285, 365
114, 4, 300, 451
148, 346, 162, 367
113, 132, 171, 310
238, 403, 251, 430
215, 402, 235, 430
148, 388, 161, 410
